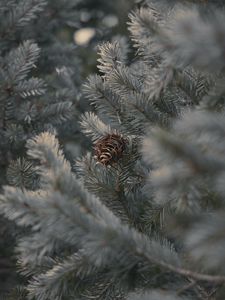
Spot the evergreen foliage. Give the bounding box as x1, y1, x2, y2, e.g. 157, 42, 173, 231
2, 0, 225, 299
0, 0, 134, 296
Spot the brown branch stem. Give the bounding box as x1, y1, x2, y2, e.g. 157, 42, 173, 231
145, 253, 225, 284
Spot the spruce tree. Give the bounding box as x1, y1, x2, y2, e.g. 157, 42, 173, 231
2, 0, 225, 299
0, 0, 134, 296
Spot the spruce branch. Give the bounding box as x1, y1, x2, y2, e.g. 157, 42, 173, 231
0, 0, 47, 38
7, 157, 38, 190
5, 40, 40, 85
128, 6, 163, 57
97, 41, 129, 78
76, 153, 131, 223
160, 8, 225, 71
27, 252, 98, 300
174, 67, 212, 105
40, 102, 73, 125
15, 77, 46, 98
2, 130, 225, 300
107, 66, 142, 97
83, 75, 124, 127
80, 112, 112, 142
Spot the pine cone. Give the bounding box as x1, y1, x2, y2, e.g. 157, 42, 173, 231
94, 133, 127, 166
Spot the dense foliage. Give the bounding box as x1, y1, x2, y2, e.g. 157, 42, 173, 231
0, 0, 133, 296
1, 0, 225, 299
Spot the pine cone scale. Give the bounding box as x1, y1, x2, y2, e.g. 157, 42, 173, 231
94, 133, 127, 166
